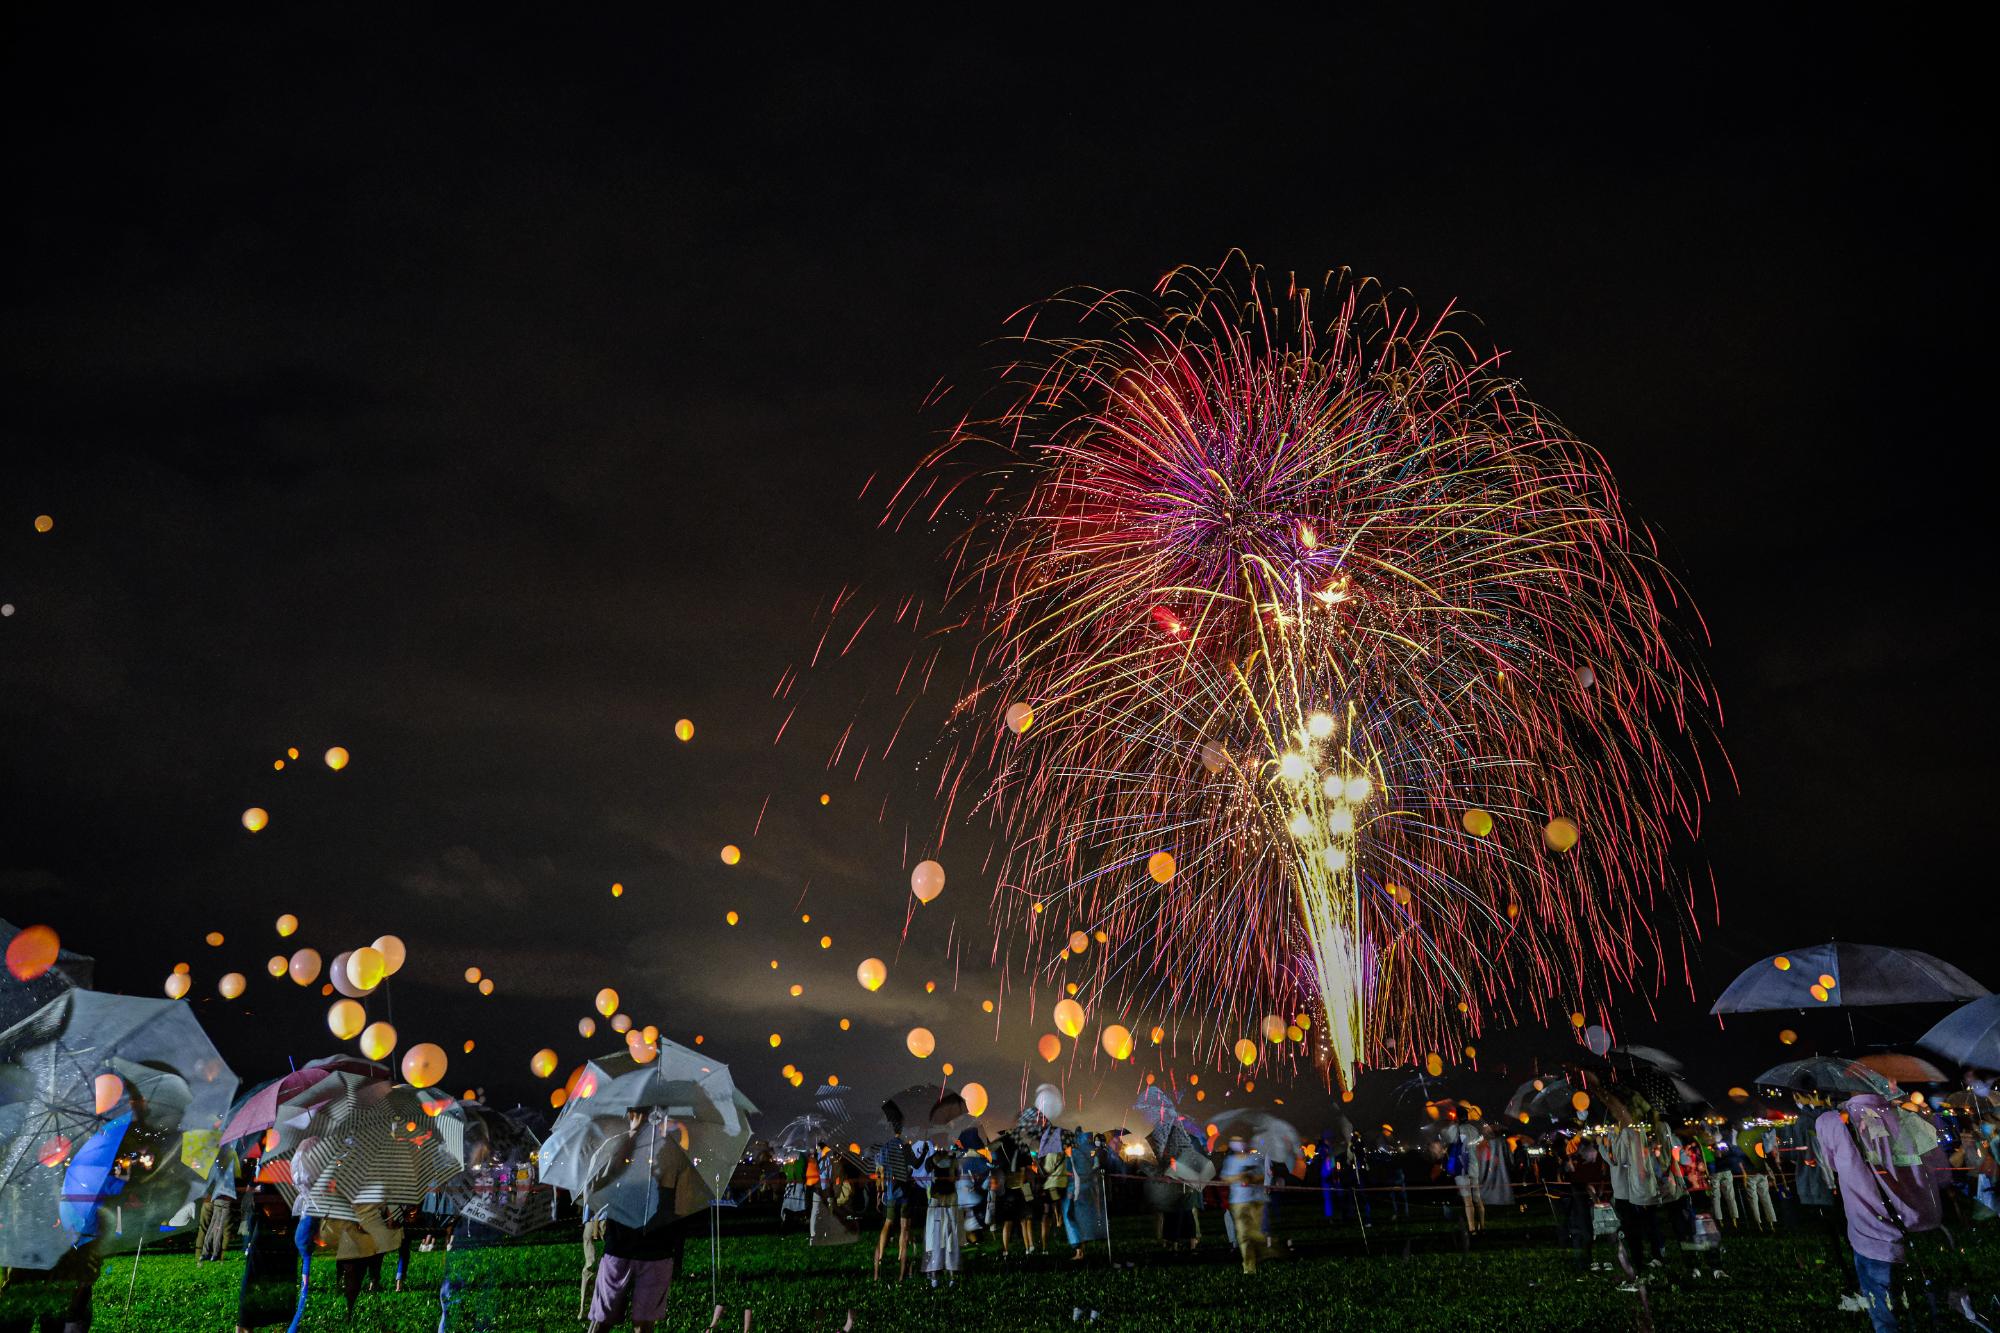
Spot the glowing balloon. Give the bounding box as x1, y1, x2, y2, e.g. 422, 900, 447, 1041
1543, 817, 1580, 852
1779, 1028, 1798, 1046
164, 972, 191, 999
265, 955, 287, 978
1004, 702, 1034, 734
4, 925, 59, 981
477, 978, 494, 995
768, 1033, 782, 1048
1584, 1024, 1613, 1056
1461, 809, 1494, 837
218, 972, 246, 1000
720, 845, 741, 865
1262, 1015, 1287, 1044
789, 984, 803, 997
359, 1021, 397, 1061
1146, 851, 1176, 884
93, 1073, 124, 1116
288, 949, 322, 986
1068, 930, 1089, 954
1033, 1083, 1064, 1120
1233, 1039, 1258, 1067
346, 947, 386, 992
205, 931, 225, 947
37, 1136, 71, 1168
242, 807, 268, 833
401, 1043, 447, 1089
1053, 998, 1085, 1039
961, 1082, 989, 1117
1101, 1024, 1134, 1060
611, 1013, 633, 1033
1568, 1011, 1587, 1028
595, 988, 619, 1017
316, 998, 363, 1041
906, 1027, 936, 1058
324, 747, 349, 771
910, 860, 945, 904
627, 1035, 658, 1065
1571, 1090, 1591, 1113
1424, 1052, 1444, 1077
372, 936, 407, 976
1575, 664, 1596, 689
462, 1040, 475, 1054
578, 1017, 596, 1038
550, 1088, 568, 1109
1149, 1025, 1166, 1045
674, 718, 694, 742
1199, 740, 1228, 774
275, 914, 299, 938
530, 1049, 558, 1079
856, 958, 887, 991
1037, 1034, 1062, 1062
1810, 983, 1829, 1002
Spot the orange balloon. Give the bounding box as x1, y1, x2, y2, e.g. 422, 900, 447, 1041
1053, 998, 1085, 1038
1146, 851, 1176, 884
1037, 1034, 1062, 1063
856, 958, 887, 991
4, 925, 59, 982
401, 1043, 447, 1089
93, 1073, 124, 1115
1100, 1024, 1133, 1060
906, 1027, 936, 1058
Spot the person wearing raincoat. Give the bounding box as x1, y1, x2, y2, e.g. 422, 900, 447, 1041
921, 1145, 963, 1285
1815, 1093, 1951, 1333
953, 1129, 989, 1246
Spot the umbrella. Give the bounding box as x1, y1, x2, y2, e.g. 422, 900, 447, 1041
539, 1041, 757, 1211
219, 1056, 388, 1143
1854, 1053, 1949, 1085
1753, 1056, 1894, 1098
1918, 994, 2000, 1073
928, 1091, 968, 1127
427, 1102, 546, 1233
290, 1084, 466, 1219
1208, 1109, 1303, 1164
1506, 1077, 1584, 1121
771, 1113, 836, 1156
0, 989, 237, 1270
1712, 943, 1988, 1014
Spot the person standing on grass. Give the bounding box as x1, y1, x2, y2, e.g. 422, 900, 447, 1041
873, 1103, 916, 1280
1778, 1084, 1863, 1312
1562, 1141, 1612, 1276
922, 1144, 963, 1287
1814, 1091, 1950, 1333
1709, 1130, 1745, 1230
586, 1107, 704, 1333
1734, 1127, 1778, 1231
233, 1181, 298, 1332
1218, 1134, 1272, 1273
1605, 1095, 1668, 1288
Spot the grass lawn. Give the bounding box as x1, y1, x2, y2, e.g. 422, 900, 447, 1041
59, 1196, 1999, 1332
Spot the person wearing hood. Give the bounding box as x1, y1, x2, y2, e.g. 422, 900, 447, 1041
1814, 1092, 1950, 1332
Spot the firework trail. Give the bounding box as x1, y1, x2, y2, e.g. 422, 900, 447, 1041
864, 257, 1722, 1085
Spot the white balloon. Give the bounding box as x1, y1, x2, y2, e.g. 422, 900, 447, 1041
1032, 1082, 1064, 1121
1583, 1024, 1612, 1056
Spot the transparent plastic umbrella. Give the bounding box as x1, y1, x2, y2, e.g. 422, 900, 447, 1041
0, 990, 236, 1269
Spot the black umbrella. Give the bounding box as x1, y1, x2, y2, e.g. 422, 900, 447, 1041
1712, 943, 1987, 1014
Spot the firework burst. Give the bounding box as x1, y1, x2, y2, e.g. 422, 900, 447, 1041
881, 257, 1722, 1085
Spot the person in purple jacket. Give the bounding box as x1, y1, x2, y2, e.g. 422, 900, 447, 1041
1813, 1093, 1950, 1333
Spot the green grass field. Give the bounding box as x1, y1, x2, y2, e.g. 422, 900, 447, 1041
56, 1199, 2000, 1331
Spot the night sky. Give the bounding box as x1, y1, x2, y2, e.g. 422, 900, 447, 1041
3, 15, 1988, 1125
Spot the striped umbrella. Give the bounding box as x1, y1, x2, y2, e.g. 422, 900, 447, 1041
291, 1085, 465, 1219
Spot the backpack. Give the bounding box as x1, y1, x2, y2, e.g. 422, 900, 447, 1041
1443, 1140, 1468, 1177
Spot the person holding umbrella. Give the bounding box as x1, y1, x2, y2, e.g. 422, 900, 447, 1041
1814, 1088, 1951, 1331
872, 1101, 917, 1281
1218, 1132, 1273, 1274
586, 1106, 703, 1333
